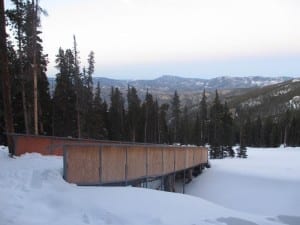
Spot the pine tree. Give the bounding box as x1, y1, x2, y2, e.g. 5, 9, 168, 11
253, 116, 262, 147
181, 105, 191, 145
209, 90, 223, 158
127, 86, 141, 142
6, 0, 51, 135
141, 91, 156, 143
222, 102, 234, 157
263, 116, 273, 147
0, 0, 15, 154
90, 82, 106, 139
193, 114, 201, 145
170, 90, 181, 143
158, 103, 169, 144
199, 89, 208, 145
6, 0, 30, 134
81, 51, 95, 138
72, 35, 83, 138
108, 87, 125, 140
237, 124, 247, 158
53, 48, 77, 137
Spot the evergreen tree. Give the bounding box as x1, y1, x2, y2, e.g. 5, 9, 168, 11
181, 105, 191, 145
81, 51, 95, 138
0, 0, 15, 154
6, 0, 29, 134
102, 100, 109, 139
253, 116, 262, 147
158, 103, 169, 144
209, 90, 223, 158
141, 91, 156, 143
287, 113, 300, 146
6, 0, 51, 135
237, 128, 248, 158
243, 116, 252, 146
53, 48, 77, 137
262, 116, 273, 147
90, 82, 106, 139
199, 89, 208, 145
127, 86, 141, 142
193, 114, 201, 145
170, 90, 181, 143
108, 87, 125, 140
222, 102, 234, 157
72, 35, 83, 138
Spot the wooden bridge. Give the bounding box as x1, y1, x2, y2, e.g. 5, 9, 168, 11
9, 134, 208, 190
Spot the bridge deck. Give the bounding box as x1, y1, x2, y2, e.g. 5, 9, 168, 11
7, 133, 208, 187
63, 144, 208, 186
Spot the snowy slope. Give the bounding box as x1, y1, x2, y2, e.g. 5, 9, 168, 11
186, 147, 300, 223
1, 146, 300, 225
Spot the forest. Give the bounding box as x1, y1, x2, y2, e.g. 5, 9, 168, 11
1, 1, 300, 157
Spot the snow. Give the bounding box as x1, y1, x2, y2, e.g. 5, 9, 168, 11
241, 98, 262, 107
288, 96, 300, 109
292, 78, 300, 83
1, 145, 300, 225
272, 88, 291, 96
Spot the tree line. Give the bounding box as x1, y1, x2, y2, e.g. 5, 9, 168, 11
1, 0, 300, 156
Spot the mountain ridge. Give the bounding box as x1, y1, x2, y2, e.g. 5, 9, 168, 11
48, 75, 295, 106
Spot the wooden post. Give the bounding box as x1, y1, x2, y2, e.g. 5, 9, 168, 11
0, 0, 15, 155
161, 147, 164, 190
145, 147, 148, 188
99, 146, 102, 184
125, 146, 128, 186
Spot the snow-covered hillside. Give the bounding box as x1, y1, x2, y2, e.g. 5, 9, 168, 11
1, 146, 300, 225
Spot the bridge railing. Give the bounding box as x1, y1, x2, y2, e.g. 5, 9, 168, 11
63, 144, 208, 186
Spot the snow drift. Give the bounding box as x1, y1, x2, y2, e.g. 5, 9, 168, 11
1, 145, 300, 225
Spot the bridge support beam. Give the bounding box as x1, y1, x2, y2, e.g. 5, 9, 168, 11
164, 174, 175, 192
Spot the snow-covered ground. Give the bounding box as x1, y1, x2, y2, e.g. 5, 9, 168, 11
1, 145, 300, 225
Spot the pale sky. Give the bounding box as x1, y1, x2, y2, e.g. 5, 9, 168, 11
5, 0, 300, 79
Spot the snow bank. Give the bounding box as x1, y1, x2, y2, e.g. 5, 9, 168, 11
186, 147, 300, 219
1, 145, 299, 225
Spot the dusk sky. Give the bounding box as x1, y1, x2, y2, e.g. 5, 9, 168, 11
5, 0, 300, 79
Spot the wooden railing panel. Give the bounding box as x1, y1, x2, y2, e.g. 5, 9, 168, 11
66, 146, 100, 184
63, 144, 208, 185
101, 146, 126, 183
163, 147, 175, 174
203, 148, 208, 164
186, 148, 194, 168
194, 149, 201, 165
147, 148, 163, 177
175, 148, 185, 171
127, 146, 147, 180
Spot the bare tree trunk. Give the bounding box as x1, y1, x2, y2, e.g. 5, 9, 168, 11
38, 99, 44, 134
32, 0, 38, 135
21, 76, 30, 133
0, 0, 15, 155
144, 107, 148, 142
16, 0, 30, 134
284, 125, 288, 147
73, 35, 81, 138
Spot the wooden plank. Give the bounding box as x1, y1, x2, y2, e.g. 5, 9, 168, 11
101, 146, 126, 183
175, 148, 185, 171
186, 148, 194, 168
66, 146, 100, 184
147, 147, 163, 176
163, 147, 174, 174
127, 146, 147, 180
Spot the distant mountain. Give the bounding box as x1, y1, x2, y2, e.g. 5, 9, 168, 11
227, 78, 300, 118
48, 75, 294, 105
92, 75, 291, 92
